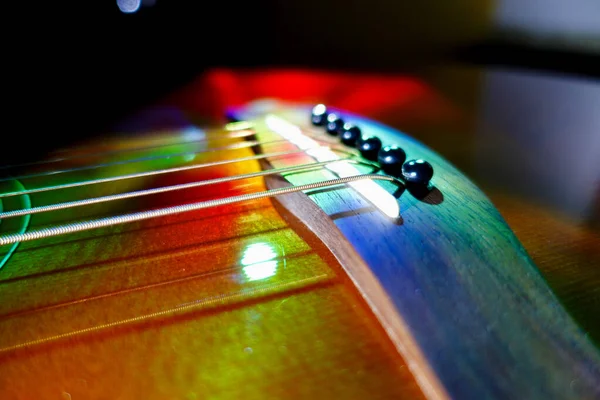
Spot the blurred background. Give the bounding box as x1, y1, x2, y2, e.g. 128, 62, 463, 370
4, 0, 600, 343
6, 0, 598, 150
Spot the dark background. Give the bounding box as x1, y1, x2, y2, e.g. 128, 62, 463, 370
4, 1, 599, 164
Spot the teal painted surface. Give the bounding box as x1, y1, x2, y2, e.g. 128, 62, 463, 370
232, 102, 600, 399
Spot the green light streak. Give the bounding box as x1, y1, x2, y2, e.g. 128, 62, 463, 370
0, 180, 31, 271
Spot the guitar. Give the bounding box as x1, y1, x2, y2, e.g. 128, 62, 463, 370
0, 100, 598, 399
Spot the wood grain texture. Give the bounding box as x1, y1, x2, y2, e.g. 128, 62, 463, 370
0, 125, 426, 399
487, 191, 600, 347
232, 101, 600, 399
169, 68, 600, 350
266, 174, 449, 400
410, 65, 600, 347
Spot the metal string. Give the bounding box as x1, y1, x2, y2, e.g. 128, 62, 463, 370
0, 180, 31, 270
0, 174, 400, 246
28, 121, 255, 156
0, 129, 257, 171
0, 120, 384, 246
0, 138, 297, 183
0, 121, 397, 352
0, 146, 346, 198
0, 129, 339, 182
0, 159, 374, 219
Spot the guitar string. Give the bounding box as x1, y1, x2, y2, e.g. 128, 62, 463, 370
33, 123, 336, 167
0, 128, 387, 243
0, 146, 354, 198
0, 172, 345, 349
0, 124, 391, 351
0, 158, 376, 219
0, 138, 290, 182
0, 174, 401, 246
0, 130, 339, 182
0, 119, 344, 196
0, 181, 31, 271
0, 123, 389, 351
23, 120, 255, 157
0, 129, 257, 171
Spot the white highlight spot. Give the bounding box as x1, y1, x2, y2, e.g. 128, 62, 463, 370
241, 243, 278, 281
117, 0, 141, 13
265, 114, 400, 218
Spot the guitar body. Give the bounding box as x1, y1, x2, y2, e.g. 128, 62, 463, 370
0, 101, 598, 399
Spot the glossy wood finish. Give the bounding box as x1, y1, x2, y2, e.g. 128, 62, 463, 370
0, 127, 424, 398
418, 66, 600, 348
177, 66, 599, 353
172, 69, 599, 348
1, 91, 598, 398
490, 192, 600, 345
232, 102, 600, 399
266, 174, 448, 400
